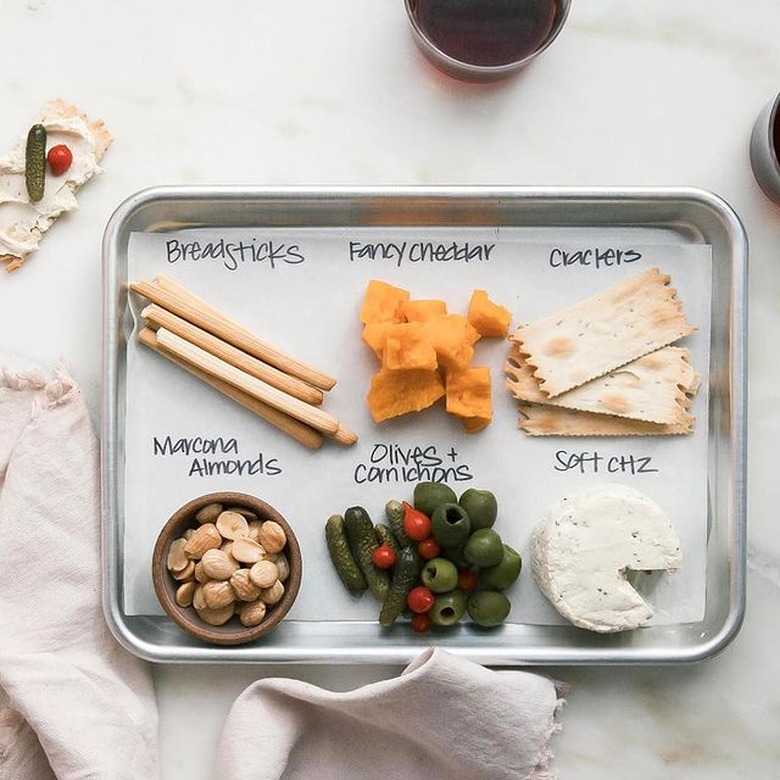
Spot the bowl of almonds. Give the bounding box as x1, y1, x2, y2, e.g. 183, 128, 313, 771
152, 491, 302, 645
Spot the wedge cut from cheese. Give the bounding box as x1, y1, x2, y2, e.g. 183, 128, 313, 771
532, 484, 682, 632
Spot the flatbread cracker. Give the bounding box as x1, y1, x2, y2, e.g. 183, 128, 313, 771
510, 268, 696, 397
516, 404, 695, 436
505, 344, 699, 425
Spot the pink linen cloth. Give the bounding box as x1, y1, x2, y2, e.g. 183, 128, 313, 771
215, 646, 566, 780
0, 366, 159, 779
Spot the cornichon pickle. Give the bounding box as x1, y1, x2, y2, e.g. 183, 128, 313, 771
25, 124, 47, 203
384, 499, 411, 548
344, 506, 390, 603
325, 514, 367, 593
379, 545, 421, 626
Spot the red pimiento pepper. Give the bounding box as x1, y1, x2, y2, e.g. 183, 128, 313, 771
402, 501, 431, 542
457, 568, 479, 593
372, 543, 396, 570
47, 144, 73, 176
407, 585, 435, 614
418, 538, 441, 560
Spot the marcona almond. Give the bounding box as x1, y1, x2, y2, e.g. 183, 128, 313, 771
197, 604, 234, 626
172, 559, 196, 582
231, 537, 266, 565
192, 584, 208, 612
216, 510, 250, 540
184, 523, 221, 559
175, 581, 197, 608
194, 561, 208, 583
230, 568, 262, 601
203, 580, 236, 610
201, 548, 239, 580
167, 538, 189, 572
239, 599, 267, 627
227, 506, 258, 522
261, 579, 285, 606
247, 520, 263, 542
258, 521, 287, 553
195, 502, 223, 524
249, 559, 279, 589
268, 552, 290, 583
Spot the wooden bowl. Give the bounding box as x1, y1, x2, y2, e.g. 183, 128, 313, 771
152, 491, 302, 646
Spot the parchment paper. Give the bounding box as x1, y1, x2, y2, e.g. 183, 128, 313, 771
123, 226, 711, 627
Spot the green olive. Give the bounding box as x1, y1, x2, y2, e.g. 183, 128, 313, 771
413, 481, 457, 517
421, 557, 458, 593
431, 503, 471, 547
442, 544, 470, 569
480, 544, 522, 590
467, 590, 511, 627
464, 528, 504, 568
458, 488, 498, 531
430, 590, 467, 626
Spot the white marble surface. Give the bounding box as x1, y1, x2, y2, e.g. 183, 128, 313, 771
1, 0, 778, 776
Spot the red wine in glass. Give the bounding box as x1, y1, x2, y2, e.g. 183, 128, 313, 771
410, 0, 559, 67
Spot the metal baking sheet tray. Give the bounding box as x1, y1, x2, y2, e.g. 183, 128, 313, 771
101, 186, 747, 665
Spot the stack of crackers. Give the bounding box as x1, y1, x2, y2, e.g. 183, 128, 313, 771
505, 267, 700, 436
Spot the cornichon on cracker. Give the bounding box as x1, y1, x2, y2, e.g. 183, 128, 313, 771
25, 124, 47, 202
325, 514, 367, 593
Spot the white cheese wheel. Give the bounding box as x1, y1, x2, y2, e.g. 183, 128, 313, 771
531, 484, 682, 633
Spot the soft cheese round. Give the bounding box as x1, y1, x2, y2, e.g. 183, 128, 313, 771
531, 483, 682, 633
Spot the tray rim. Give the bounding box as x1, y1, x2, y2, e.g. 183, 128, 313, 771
101, 184, 747, 665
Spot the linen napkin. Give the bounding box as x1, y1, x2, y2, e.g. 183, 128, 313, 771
0, 365, 159, 779
216, 646, 565, 780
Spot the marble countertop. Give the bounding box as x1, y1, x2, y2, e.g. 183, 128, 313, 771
1, 0, 777, 776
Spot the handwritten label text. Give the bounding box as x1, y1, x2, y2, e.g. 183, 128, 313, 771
349, 240, 495, 268
353, 443, 473, 485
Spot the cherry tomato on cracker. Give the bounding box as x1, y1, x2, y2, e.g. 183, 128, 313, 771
47, 144, 73, 176
402, 501, 431, 542
372, 543, 396, 570
411, 612, 433, 633
418, 538, 441, 560
407, 585, 435, 614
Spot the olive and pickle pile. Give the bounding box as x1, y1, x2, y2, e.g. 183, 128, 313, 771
325, 482, 521, 632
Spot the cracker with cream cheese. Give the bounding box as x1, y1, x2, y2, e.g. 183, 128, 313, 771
510, 268, 696, 397
0, 100, 112, 272
506, 343, 699, 425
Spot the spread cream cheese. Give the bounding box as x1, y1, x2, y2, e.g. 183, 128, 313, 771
0, 100, 111, 270
531, 483, 682, 632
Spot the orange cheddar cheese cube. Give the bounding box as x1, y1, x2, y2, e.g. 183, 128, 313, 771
445, 366, 492, 431
361, 322, 394, 361
367, 367, 445, 423
360, 280, 410, 325
467, 289, 512, 338
422, 315, 481, 371
400, 298, 448, 323
383, 322, 438, 371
